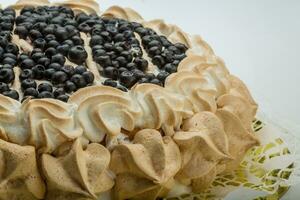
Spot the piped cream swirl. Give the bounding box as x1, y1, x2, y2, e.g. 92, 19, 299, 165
110, 129, 181, 200
0, 139, 45, 200
41, 139, 114, 200
21, 99, 83, 153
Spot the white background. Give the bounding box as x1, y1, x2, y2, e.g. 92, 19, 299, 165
2, 0, 300, 199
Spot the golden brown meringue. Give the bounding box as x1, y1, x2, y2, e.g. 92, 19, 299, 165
110, 129, 181, 200
0, 95, 26, 143
69, 85, 141, 142
173, 112, 232, 192
21, 99, 83, 153
55, 0, 100, 14
41, 138, 114, 200
11, 0, 50, 9
0, 139, 45, 200
216, 109, 260, 172
132, 84, 192, 136
102, 6, 143, 22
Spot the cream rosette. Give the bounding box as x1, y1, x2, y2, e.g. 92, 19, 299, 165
173, 112, 233, 192
21, 99, 83, 153
132, 84, 192, 136
0, 139, 45, 200
110, 129, 181, 200
0, 95, 25, 142
69, 86, 142, 142
41, 138, 114, 200
10, 0, 50, 10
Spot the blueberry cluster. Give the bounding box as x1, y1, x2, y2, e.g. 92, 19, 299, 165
76, 13, 187, 90
0, 5, 188, 102
0, 8, 19, 100
14, 6, 94, 102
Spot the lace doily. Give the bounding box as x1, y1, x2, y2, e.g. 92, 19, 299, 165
165, 117, 300, 200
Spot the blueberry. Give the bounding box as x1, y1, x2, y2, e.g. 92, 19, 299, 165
3, 53, 17, 60
145, 73, 155, 80
138, 77, 149, 84
3, 90, 19, 100
45, 34, 56, 42
31, 48, 43, 55
131, 69, 145, 79
48, 63, 62, 71
38, 91, 54, 99
135, 27, 148, 36
47, 40, 60, 48
0, 68, 14, 84
103, 79, 117, 87
51, 71, 68, 84
116, 85, 128, 92
53, 88, 65, 98
126, 63, 137, 71
104, 43, 114, 51
150, 78, 162, 86
0, 82, 9, 93
31, 52, 44, 62
142, 35, 152, 45
103, 66, 118, 80
38, 83, 53, 93
63, 39, 74, 47
114, 33, 125, 42
64, 80, 77, 93
112, 60, 120, 68
119, 71, 136, 88
44, 68, 56, 80
51, 54, 66, 65
118, 67, 127, 74
120, 51, 133, 62
62, 65, 75, 77
74, 65, 87, 74
19, 69, 33, 80
72, 35, 83, 45
68, 45, 88, 64
157, 71, 170, 82
174, 43, 188, 52
29, 29, 42, 40
45, 47, 57, 57
33, 38, 46, 49
37, 57, 51, 67
93, 49, 106, 58
148, 46, 162, 56
5, 43, 19, 54
21, 79, 37, 90
57, 94, 69, 102
90, 35, 104, 46
2, 57, 17, 66
95, 55, 111, 66
32, 64, 45, 79
164, 63, 177, 73
24, 87, 38, 97
56, 44, 69, 56
152, 55, 165, 68
70, 74, 87, 88
116, 56, 127, 67
134, 57, 148, 71
82, 71, 94, 84
78, 23, 91, 32
18, 53, 29, 62
55, 27, 69, 41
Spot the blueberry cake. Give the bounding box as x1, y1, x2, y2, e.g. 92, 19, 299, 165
0, 0, 260, 199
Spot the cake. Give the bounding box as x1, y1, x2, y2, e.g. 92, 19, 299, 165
0, 0, 260, 199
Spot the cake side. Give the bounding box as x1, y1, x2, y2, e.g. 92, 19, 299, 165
0, 0, 259, 199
